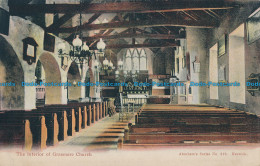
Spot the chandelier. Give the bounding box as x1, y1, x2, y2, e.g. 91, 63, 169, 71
58, 36, 106, 65
94, 54, 115, 74
57, 0, 106, 65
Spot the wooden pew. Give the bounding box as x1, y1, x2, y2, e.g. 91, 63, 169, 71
40, 105, 77, 137
123, 104, 260, 147
68, 102, 106, 124
103, 101, 106, 117
88, 102, 107, 122
37, 107, 68, 141
129, 123, 250, 133
42, 102, 101, 137
0, 118, 33, 150
67, 102, 95, 128
4, 110, 57, 146
126, 132, 260, 144
44, 104, 86, 132
0, 111, 48, 150
136, 113, 248, 124
68, 104, 87, 129
135, 110, 260, 133
88, 104, 92, 126
69, 101, 109, 125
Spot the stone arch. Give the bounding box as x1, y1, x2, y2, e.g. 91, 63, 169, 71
0, 36, 24, 110
38, 52, 62, 104
67, 62, 81, 101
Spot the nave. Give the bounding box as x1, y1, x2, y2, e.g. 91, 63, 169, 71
0, 0, 260, 165
1, 102, 259, 151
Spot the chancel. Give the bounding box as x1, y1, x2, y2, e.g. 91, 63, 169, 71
0, 0, 260, 153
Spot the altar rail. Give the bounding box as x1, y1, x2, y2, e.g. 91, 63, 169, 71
122, 96, 147, 106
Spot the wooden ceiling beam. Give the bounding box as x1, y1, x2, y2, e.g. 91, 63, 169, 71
51, 18, 219, 33
9, 1, 238, 15
47, 13, 75, 30
89, 29, 114, 47
182, 11, 199, 21
88, 15, 120, 47
65, 13, 102, 41
101, 42, 180, 49
82, 33, 185, 41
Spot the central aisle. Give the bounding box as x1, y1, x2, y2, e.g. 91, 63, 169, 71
44, 113, 134, 152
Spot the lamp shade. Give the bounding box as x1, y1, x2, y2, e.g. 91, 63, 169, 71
108, 60, 113, 67
103, 58, 109, 66
97, 38, 106, 50
82, 42, 89, 51
72, 35, 82, 47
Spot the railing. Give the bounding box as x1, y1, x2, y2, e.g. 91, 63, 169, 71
122, 98, 147, 106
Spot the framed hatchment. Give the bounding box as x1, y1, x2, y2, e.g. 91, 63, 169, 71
44, 32, 55, 52
22, 37, 38, 65
218, 35, 227, 57
246, 8, 260, 44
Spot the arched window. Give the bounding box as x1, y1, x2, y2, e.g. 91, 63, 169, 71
140, 49, 147, 70
123, 48, 147, 72
124, 49, 132, 71
132, 48, 139, 70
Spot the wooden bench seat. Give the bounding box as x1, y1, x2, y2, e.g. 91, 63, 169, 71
129, 123, 250, 133
0, 119, 32, 150
126, 132, 260, 144
1, 111, 57, 146
68, 103, 93, 126
38, 102, 105, 138
120, 104, 260, 148
68, 101, 107, 119
0, 111, 48, 150
38, 106, 77, 136
136, 116, 247, 125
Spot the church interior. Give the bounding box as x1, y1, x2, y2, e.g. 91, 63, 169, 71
0, 0, 260, 153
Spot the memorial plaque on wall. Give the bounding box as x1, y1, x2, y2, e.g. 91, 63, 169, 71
0, 8, 9, 35
44, 32, 55, 52
247, 9, 260, 44
218, 35, 227, 57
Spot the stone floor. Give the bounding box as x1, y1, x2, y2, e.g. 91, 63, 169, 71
44, 113, 134, 152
